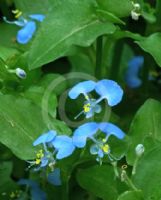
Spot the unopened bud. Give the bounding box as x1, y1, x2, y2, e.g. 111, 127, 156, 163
15, 68, 26, 79
135, 144, 144, 157
131, 11, 140, 20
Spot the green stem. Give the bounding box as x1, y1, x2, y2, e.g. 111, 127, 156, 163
110, 39, 124, 80
112, 161, 119, 178
121, 170, 138, 191
132, 157, 139, 175
95, 36, 103, 79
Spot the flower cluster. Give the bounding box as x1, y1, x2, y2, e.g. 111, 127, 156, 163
3, 9, 45, 44
30, 79, 126, 186
68, 79, 123, 118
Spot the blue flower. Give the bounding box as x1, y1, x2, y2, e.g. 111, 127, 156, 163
73, 122, 125, 162
68, 79, 123, 119
125, 56, 144, 88
31, 130, 75, 170
47, 168, 62, 186
3, 11, 45, 44
18, 179, 46, 200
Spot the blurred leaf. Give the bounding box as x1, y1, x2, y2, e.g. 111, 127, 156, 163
77, 165, 118, 200
126, 99, 161, 165
117, 190, 144, 200
0, 94, 47, 159
0, 162, 17, 195
0, 23, 18, 48
136, 33, 161, 67
96, 0, 133, 18
133, 146, 161, 200
14, 0, 53, 14
0, 45, 19, 62
28, 0, 116, 69
23, 86, 57, 118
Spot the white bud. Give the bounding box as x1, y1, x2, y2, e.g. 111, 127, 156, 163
134, 3, 140, 10
135, 144, 145, 157
15, 68, 26, 79
131, 10, 140, 20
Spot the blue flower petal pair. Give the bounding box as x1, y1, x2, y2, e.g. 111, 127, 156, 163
18, 179, 46, 200
73, 122, 125, 162
3, 13, 45, 44
33, 130, 75, 160
47, 168, 62, 186
73, 122, 125, 148
69, 79, 123, 106
125, 56, 144, 88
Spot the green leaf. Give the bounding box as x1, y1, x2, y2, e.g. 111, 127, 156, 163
126, 99, 161, 165
23, 86, 57, 118
117, 190, 144, 200
0, 162, 17, 195
28, 0, 116, 69
136, 33, 161, 67
96, 9, 125, 25
0, 45, 19, 62
77, 165, 118, 200
133, 146, 161, 200
0, 94, 47, 159
96, 0, 133, 18
14, 0, 53, 14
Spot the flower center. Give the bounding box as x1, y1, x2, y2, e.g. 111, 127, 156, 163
12, 9, 22, 18
101, 144, 110, 153
35, 149, 44, 165
83, 103, 91, 113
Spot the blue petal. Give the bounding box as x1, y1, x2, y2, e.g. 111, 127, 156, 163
128, 56, 144, 75
48, 168, 61, 186
31, 187, 46, 200
125, 56, 144, 88
97, 149, 104, 158
33, 130, 57, 146
73, 122, 99, 148
18, 179, 46, 200
125, 76, 142, 88
29, 14, 45, 22
17, 21, 36, 44
90, 144, 99, 155
40, 157, 49, 167
52, 136, 75, 159
68, 80, 96, 99
95, 80, 123, 106
85, 109, 94, 118
94, 104, 102, 113
99, 122, 125, 139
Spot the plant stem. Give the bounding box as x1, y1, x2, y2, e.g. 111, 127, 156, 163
110, 39, 124, 80
112, 161, 119, 178
121, 170, 138, 191
132, 156, 139, 175
95, 36, 103, 79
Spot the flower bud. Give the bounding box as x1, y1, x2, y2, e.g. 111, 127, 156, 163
135, 144, 145, 157
131, 11, 140, 20
15, 68, 26, 79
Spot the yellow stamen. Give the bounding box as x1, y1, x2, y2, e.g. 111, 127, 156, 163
36, 150, 44, 158
102, 138, 106, 143
35, 158, 41, 165
83, 103, 90, 113
102, 144, 110, 153
85, 95, 89, 100
12, 9, 22, 18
